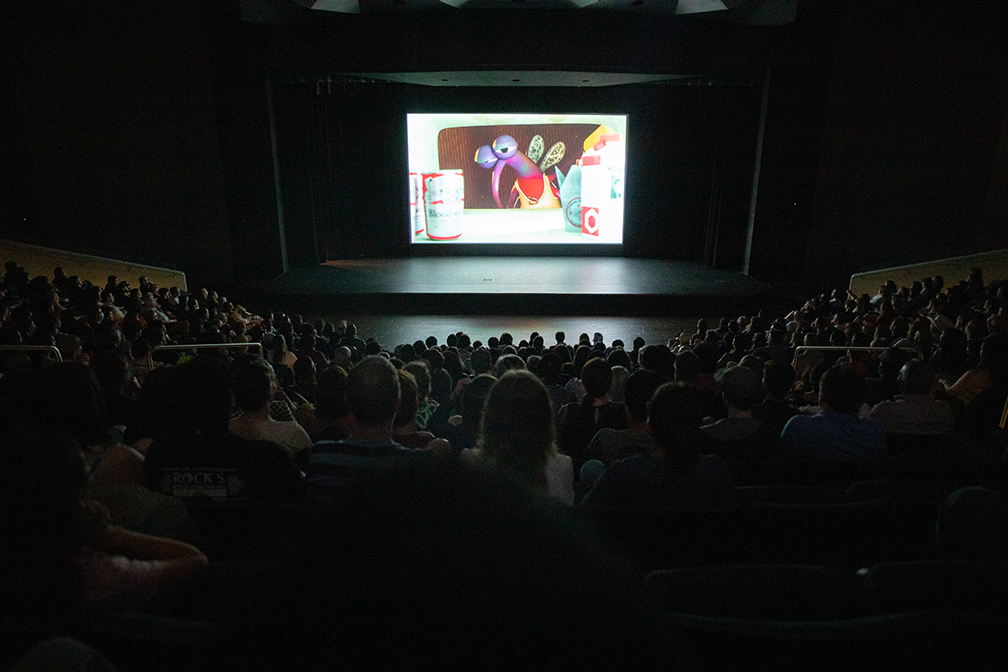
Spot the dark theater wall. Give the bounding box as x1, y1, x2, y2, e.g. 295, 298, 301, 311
745, 4, 835, 286
796, 0, 1008, 289
0, 1, 237, 291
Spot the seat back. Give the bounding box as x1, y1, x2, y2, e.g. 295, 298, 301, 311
645, 564, 857, 620
586, 505, 752, 572
733, 484, 843, 505
862, 561, 1008, 615
747, 499, 888, 569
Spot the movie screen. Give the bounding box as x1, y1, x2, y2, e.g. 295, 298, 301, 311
408, 113, 628, 244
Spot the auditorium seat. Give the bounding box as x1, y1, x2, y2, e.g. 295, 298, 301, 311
732, 484, 844, 505
644, 564, 944, 671
860, 561, 1008, 668
653, 611, 986, 671
746, 499, 889, 569
885, 432, 989, 461
877, 453, 1008, 489
645, 564, 860, 620
861, 561, 1008, 615
3, 611, 233, 672
183, 500, 302, 561
585, 506, 753, 573
588, 497, 891, 571
844, 478, 957, 503
844, 479, 957, 561
727, 458, 875, 489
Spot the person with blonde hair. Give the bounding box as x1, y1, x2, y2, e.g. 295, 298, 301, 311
471, 370, 574, 505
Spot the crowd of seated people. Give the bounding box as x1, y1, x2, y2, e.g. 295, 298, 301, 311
3, 259, 1008, 668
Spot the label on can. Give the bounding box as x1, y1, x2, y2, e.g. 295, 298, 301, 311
423, 170, 464, 240
409, 172, 425, 235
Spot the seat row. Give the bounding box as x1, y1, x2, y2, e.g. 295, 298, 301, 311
645, 561, 1008, 670
585, 479, 1001, 574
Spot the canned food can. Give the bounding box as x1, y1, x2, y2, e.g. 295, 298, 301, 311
423, 170, 464, 240
409, 172, 425, 236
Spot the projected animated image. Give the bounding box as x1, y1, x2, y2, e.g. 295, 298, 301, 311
408, 114, 627, 244
473, 133, 563, 210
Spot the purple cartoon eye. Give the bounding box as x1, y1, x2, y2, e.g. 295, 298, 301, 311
474, 144, 497, 169
491, 134, 518, 160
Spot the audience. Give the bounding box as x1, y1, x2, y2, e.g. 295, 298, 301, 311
607, 364, 630, 403
6, 258, 1008, 667
673, 349, 727, 421
420, 346, 452, 404
492, 352, 526, 378
944, 332, 1008, 437
564, 344, 592, 401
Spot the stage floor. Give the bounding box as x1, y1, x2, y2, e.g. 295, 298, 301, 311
268, 257, 769, 317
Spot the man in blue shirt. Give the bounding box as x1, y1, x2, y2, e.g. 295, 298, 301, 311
309, 356, 431, 490
781, 364, 886, 462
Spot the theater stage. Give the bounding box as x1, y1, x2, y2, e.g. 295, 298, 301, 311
268, 257, 770, 317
